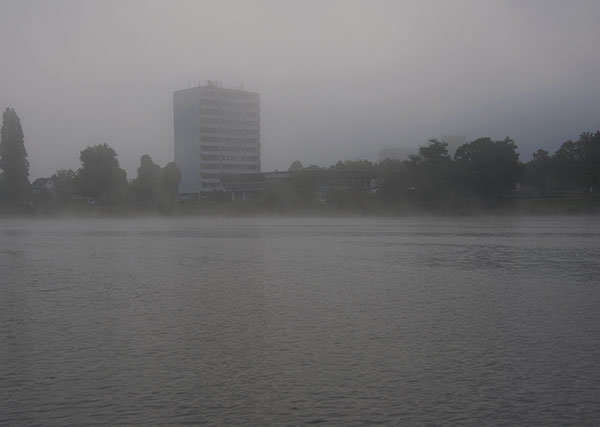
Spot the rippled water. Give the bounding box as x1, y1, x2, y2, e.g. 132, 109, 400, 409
1, 216, 599, 426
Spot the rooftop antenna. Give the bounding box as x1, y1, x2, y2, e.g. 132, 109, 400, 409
241, 81, 244, 91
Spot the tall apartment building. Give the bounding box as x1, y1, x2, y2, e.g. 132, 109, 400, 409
173, 81, 260, 193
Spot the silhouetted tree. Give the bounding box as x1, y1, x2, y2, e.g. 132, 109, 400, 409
289, 160, 304, 171
454, 138, 521, 202
0, 108, 29, 201
454, 137, 521, 203
330, 158, 374, 170
573, 132, 600, 191
132, 154, 162, 209
403, 139, 453, 209
131, 156, 181, 211
77, 143, 127, 203
304, 164, 323, 170
378, 158, 410, 202
161, 162, 181, 203
52, 169, 78, 203
553, 139, 579, 188
524, 149, 551, 196
419, 138, 451, 164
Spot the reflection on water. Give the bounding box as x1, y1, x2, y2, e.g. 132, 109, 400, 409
1, 216, 599, 426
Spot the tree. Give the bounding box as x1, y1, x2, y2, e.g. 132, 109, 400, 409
132, 154, 162, 209
131, 157, 181, 211
52, 169, 78, 203
576, 131, 600, 192
524, 149, 551, 196
553, 140, 579, 187
418, 138, 450, 164
0, 108, 29, 201
402, 139, 453, 209
161, 162, 181, 202
329, 158, 374, 170
454, 137, 521, 203
289, 160, 304, 171
77, 143, 127, 203
553, 131, 600, 195
377, 158, 410, 202
304, 164, 323, 170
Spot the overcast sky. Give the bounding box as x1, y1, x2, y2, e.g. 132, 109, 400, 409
1, 0, 599, 179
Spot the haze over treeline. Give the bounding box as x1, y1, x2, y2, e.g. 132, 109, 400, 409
1, 0, 599, 180
1, 107, 598, 215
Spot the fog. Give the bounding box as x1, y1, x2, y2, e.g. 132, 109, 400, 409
1, 0, 599, 180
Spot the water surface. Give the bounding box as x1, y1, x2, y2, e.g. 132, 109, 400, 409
1, 216, 599, 426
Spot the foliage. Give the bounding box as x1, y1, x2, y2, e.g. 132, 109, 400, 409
77, 143, 127, 203
289, 160, 303, 171
131, 155, 181, 211
161, 162, 181, 202
0, 108, 29, 201
454, 137, 521, 203
554, 132, 600, 190
304, 164, 324, 170
329, 158, 374, 170
523, 149, 551, 196
408, 139, 453, 209
52, 169, 78, 203
8, 102, 597, 215
377, 158, 410, 202
520, 132, 600, 201
132, 154, 162, 209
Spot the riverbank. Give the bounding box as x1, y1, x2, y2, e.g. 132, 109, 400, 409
1, 195, 598, 218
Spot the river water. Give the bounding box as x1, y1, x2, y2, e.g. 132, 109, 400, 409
1, 216, 599, 426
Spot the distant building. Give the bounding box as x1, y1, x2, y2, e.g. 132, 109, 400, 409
308, 169, 378, 202
221, 169, 378, 203
173, 81, 260, 193
221, 171, 291, 200
31, 177, 55, 197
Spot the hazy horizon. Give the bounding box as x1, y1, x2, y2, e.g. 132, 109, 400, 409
1, 0, 599, 180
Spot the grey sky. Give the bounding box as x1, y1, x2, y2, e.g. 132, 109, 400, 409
1, 0, 599, 180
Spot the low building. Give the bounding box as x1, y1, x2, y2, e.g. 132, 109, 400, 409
31, 177, 55, 197
221, 169, 378, 202
221, 171, 291, 200
305, 169, 377, 202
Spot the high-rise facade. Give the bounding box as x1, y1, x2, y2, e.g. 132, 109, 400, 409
173, 81, 260, 193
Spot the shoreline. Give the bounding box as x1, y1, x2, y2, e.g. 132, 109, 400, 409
1, 197, 598, 219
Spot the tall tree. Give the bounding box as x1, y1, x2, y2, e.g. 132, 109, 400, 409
0, 108, 29, 201
161, 162, 181, 203
404, 139, 452, 209
524, 149, 552, 196
553, 131, 600, 194
77, 143, 127, 203
289, 160, 304, 171
574, 131, 600, 191
52, 169, 78, 203
132, 154, 162, 209
454, 137, 521, 203
378, 158, 410, 202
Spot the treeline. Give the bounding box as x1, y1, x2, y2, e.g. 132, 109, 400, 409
1, 105, 598, 216
0, 107, 181, 215
273, 134, 599, 214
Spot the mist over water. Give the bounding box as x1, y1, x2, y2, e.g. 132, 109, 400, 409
1, 216, 599, 425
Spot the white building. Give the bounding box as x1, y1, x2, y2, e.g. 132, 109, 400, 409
174, 81, 260, 193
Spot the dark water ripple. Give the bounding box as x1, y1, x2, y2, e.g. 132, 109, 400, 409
1, 216, 599, 426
